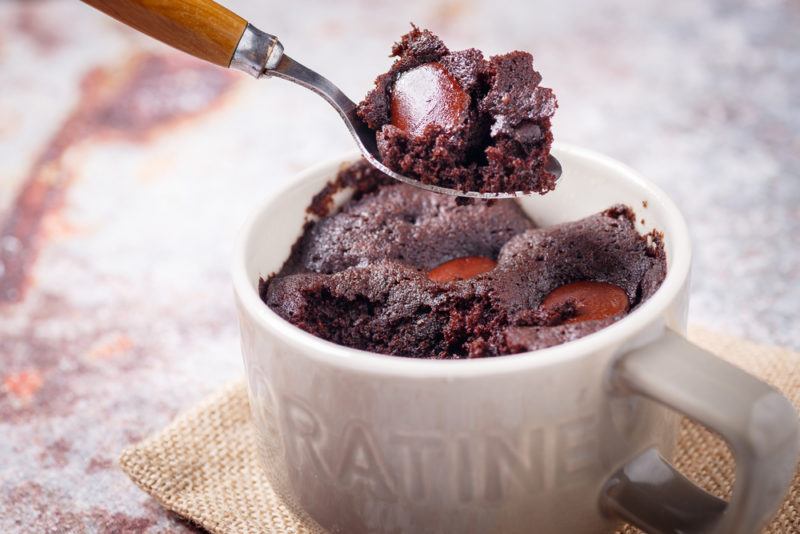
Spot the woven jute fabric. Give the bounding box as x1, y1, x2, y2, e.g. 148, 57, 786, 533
120, 327, 800, 533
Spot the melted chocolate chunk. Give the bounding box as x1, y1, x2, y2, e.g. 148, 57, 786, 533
539, 281, 629, 324
428, 256, 497, 282
390, 62, 470, 136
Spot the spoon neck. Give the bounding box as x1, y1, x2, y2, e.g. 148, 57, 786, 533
230, 23, 284, 78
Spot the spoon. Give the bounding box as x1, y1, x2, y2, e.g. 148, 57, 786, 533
82, 0, 562, 199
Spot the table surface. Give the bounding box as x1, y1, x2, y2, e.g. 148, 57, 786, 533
1, 0, 798, 531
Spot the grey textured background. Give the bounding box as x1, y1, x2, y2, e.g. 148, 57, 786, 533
0, 0, 798, 531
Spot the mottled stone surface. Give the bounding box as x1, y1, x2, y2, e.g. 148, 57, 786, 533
0, 0, 797, 531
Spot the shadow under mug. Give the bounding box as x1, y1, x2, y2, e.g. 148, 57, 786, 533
233, 145, 799, 534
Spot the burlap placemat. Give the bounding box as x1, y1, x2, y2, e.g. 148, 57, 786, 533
120, 327, 800, 533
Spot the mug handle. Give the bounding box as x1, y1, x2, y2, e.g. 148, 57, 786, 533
600, 329, 799, 534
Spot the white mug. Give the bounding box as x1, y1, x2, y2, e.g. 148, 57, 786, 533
233, 145, 799, 534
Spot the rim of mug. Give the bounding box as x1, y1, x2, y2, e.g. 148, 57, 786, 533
232, 143, 692, 377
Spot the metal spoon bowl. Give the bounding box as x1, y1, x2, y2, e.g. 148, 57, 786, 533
243, 29, 562, 199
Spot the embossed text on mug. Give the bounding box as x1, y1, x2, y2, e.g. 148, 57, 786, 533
277, 394, 600, 505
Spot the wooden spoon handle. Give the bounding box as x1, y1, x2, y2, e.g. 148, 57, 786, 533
82, 0, 248, 67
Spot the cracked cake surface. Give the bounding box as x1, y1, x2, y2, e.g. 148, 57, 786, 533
260, 160, 667, 359
357, 26, 558, 194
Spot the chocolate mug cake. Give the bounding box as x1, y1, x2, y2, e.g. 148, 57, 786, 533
261, 160, 666, 358
357, 27, 558, 194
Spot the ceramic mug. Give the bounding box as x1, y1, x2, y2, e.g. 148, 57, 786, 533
233, 145, 799, 534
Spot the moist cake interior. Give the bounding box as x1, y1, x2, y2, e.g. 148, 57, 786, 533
261, 160, 666, 359
357, 26, 558, 194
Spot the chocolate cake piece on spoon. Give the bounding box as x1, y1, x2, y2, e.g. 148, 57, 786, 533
357, 27, 558, 194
